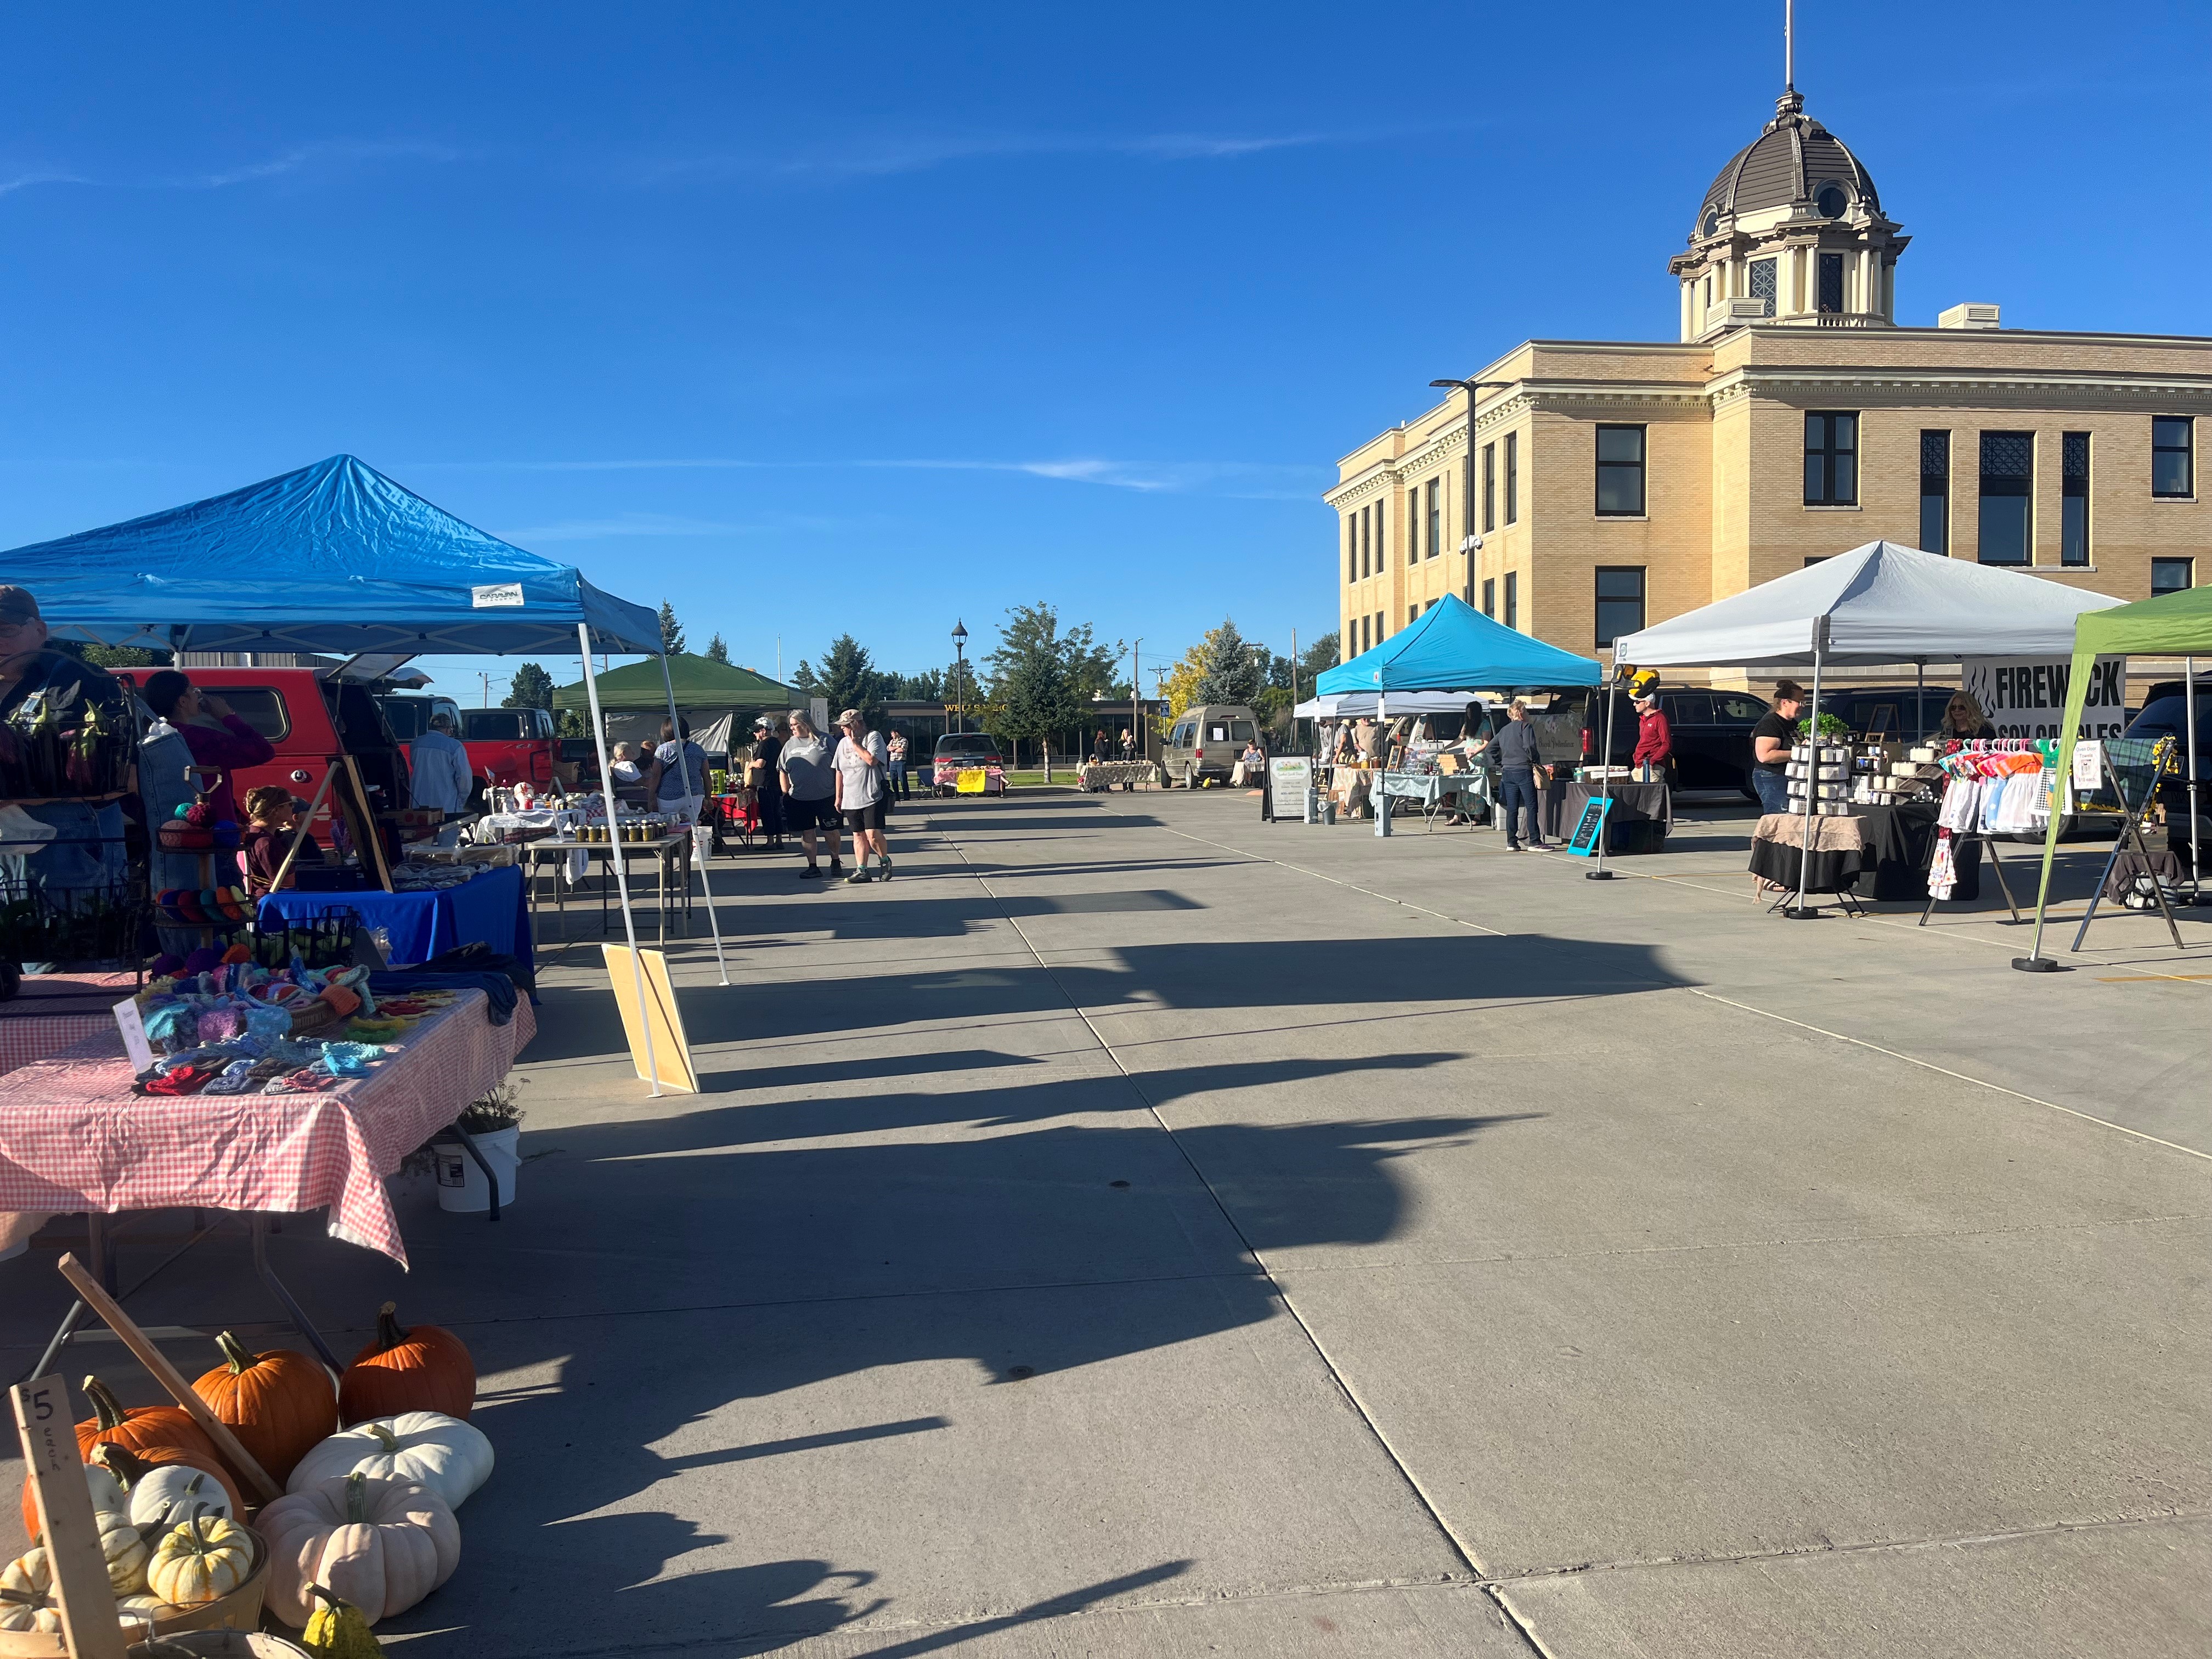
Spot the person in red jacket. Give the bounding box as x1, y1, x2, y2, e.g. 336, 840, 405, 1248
1631, 686, 1673, 783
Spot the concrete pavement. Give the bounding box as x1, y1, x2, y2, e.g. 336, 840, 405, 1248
3, 786, 2204, 1656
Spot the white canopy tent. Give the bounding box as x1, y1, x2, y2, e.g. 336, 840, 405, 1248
1293, 690, 1483, 720
1610, 540, 2125, 917
1613, 539, 2124, 667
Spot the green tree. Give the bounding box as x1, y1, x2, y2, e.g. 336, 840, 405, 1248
814, 634, 888, 716
69, 643, 165, 669
789, 658, 822, 695
985, 602, 1120, 771
1194, 617, 1265, 707
1299, 630, 1341, 683
942, 656, 981, 724
503, 662, 555, 710
657, 600, 686, 655
703, 633, 730, 664
892, 668, 944, 701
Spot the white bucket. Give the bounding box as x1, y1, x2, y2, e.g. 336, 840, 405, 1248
431, 1126, 520, 1212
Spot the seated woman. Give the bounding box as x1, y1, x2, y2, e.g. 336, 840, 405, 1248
241, 785, 323, 895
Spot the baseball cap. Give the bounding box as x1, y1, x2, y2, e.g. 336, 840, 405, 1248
836, 708, 861, 726
0, 586, 42, 624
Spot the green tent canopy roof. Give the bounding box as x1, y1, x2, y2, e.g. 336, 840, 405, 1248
553, 652, 799, 712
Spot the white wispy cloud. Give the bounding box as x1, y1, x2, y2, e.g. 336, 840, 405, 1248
0, 140, 466, 201
623, 123, 1426, 186
414, 454, 1324, 499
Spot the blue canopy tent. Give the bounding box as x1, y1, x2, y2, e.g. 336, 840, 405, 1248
1317, 594, 1601, 696
1, 455, 717, 1087
3, 454, 662, 658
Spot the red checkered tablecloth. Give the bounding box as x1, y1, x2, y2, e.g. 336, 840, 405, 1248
0, 991, 535, 1267
0, 973, 140, 1076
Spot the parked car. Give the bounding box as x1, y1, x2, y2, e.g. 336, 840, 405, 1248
374, 692, 462, 744
933, 731, 1009, 795
1161, 705, 1260, 787
2123, 682, 2212, 861
115, 665, 416, 830
1547, 687, 1770, 794
459, 707, 561, 797
1812, 686, 1955, 746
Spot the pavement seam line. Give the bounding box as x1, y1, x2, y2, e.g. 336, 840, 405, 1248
1685, 988, 2212, 1163
1482, 1504, 2212, 1587
923, 805, 1521, 1609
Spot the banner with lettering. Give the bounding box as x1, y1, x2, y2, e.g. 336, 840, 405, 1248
1960, 654, 2129, 741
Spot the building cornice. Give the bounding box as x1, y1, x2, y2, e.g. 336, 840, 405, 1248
1710, 363, 2212, 409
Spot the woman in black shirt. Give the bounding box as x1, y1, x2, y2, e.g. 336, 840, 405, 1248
1749, 681, 1804, 817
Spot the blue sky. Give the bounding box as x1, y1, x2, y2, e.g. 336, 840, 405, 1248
1, 2, 2204, 701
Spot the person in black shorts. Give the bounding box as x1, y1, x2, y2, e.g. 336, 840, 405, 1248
776, 711, 841, 878
832, 707, 891, 884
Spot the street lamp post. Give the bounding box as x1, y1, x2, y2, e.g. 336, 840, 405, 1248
951, 619, 969, 737
1431, 379, 1514, 607
1130, 638, 1142, 763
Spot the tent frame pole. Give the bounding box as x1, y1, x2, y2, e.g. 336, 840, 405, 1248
1788, 627, 1825, 918
658, 651, 731, 985
2188, 656, 2202, 902
580, 624, 663, 1098
1588, 668, 1620, 880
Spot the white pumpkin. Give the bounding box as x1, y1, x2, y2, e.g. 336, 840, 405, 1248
2, 1544, 53, 1602
87, 1447, 239, 1535
258, 1473, 459, 1627
287, 1412, 493, 1511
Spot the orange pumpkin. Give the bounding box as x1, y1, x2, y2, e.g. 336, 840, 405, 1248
191, 1333, 338, 1485
337, 1302, 475, 1424
72, 1375, 225, 1470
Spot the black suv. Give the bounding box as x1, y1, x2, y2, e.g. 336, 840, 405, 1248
1815, 686, 1955, 745
2124, 680, 2212, 861
1563, 687, 1771, 794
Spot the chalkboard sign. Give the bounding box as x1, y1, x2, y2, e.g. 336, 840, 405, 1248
1266, 757, 1310, 822
1564, 794, 1612, 858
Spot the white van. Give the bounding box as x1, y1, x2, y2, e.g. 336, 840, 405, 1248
1161, 704, 1260, 787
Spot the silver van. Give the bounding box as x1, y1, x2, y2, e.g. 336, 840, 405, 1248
1161, 704, 1260, 787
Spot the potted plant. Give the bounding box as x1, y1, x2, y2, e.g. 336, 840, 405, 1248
427, 1083, 525, 1214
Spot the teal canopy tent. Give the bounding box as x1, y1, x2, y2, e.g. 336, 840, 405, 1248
1317, 594, 1600, 695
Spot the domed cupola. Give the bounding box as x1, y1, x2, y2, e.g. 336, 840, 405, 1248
1670, 88, 1909, 341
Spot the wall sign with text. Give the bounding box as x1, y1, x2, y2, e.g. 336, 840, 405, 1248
1960, 654, 2128, 741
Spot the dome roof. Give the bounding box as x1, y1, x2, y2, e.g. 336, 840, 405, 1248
1693, 91, 1880, 239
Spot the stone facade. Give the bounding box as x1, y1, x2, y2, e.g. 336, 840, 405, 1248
1325, 91, 2211, 678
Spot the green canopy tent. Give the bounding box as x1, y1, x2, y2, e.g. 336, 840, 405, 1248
555, 652, 799, 758
2019, 584, 2212, 969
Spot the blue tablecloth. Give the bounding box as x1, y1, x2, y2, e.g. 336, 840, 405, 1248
257, 864, 532, 970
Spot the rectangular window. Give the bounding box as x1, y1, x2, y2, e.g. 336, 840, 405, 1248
1804, 411, 1858, 506
1481, 577, 1495, 618
2061, 432, 2090, 566
1505, 432, 1519, 524
1748, 257, 1776, 318
2153, 558, 2194, 597
1406, 491, 1419, 563
1359, 506, 1370, 578
1817, 252, 1844, 313
1375, 610, 1384, 645
1376, 499, 1385, 566
2153, 416, 2194, 498
1504, 572, 1519, 631
1595, 425, 1646, 516
1481, 442, 1496, 532
1919, 429, 1950, 555
1978, 430, 2034, 565
1427, 478, 1441, 560
1346, 516, 1356, 582
1594, 567, 1646, 648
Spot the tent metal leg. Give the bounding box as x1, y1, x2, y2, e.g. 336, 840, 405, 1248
251, 1215, 341, 1370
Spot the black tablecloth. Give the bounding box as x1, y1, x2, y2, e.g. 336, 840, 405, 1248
1749, 840, 1865, 894
1542, 778, 1672, 852
1846, 800, 1980, 902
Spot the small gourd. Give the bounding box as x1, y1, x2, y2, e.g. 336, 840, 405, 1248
1, 1585, 64, 1634
1, 1544, 53, 1602
92, 1507, 150, 1593
114, 1590, 176, 1633
145, 1509, 256, 1607
302, 1584, 384, 1659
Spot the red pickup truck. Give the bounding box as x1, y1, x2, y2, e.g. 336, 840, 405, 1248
114, 666, 416, 824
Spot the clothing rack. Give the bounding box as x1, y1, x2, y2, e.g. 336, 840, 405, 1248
1917, 741, 2051, 927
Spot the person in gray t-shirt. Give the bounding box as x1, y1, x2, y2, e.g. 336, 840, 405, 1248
777, 712, 841, 878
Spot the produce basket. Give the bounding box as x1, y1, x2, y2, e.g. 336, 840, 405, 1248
0, 1529, 269, 1659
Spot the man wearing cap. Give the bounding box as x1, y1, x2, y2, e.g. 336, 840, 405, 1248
0, 586, 132, 947
1631, 684, 1674, 785
831, 707, 891, 883
748, 715, 786, 848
